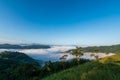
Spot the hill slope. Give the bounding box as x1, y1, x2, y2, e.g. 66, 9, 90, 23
0, 44, 50, 49
83, 44, 120, 53
0, 51, 40, 80
43, 54, 120, 80
0, 51, 39, 65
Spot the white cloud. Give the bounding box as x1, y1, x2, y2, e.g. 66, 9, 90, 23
0, 46, 114, 62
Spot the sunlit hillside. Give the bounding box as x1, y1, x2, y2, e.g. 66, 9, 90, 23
43, 54, 120, 80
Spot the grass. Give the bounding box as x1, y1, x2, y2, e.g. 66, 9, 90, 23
43, 54, 120, 80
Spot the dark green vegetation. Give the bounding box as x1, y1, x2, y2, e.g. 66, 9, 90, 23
71, 47, 83, 61
0, 44, 50, 49
67, 44, 120, 53
0, 51, 40, 80
1, 44, 120, 80
43, 54, 120, 80
0, 51, 89, 80
0, 51, 39, 65
83, 44, 120, 53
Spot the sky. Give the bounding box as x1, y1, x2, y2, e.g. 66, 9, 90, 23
0, 0, 120, 46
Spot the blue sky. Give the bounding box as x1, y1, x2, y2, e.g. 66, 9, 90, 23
0, 0, 120, 45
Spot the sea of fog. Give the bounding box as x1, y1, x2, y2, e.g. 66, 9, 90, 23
0, 46, 114, 63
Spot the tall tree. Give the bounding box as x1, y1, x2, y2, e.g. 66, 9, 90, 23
94, 49, 99, 60
71, 47, 83, 61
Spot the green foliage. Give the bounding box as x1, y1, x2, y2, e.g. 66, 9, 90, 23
39, 59, 89, 79
0, 51, 39, 65
99, 54, 120, 65
43, 54, 120, 80
83, 44, 120, 53
2, 51, 120, 80
0, 51, 89, 80
10, 64, 40, 80
71, 47, 83, 61
0, 51, 40, 80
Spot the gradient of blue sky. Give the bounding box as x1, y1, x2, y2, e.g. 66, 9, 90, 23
0, 0, 120, 45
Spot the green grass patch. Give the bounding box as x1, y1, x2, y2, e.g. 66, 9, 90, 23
43, 54, 120, 80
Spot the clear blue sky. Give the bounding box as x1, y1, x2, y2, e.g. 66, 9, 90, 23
0, 0, 120, 45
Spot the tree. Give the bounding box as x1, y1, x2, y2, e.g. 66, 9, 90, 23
90, 53, 95, 57
71, 47, 83, 61
94, 49, 99, 60
59, 55, 68, 61
105, 52, 109, 55
44, 61, 53, 72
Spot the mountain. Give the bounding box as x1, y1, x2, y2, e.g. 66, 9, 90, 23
0, 44, 50, 49
0, 51, 89, 80
43, 54, 120, 80
0, 51, 39, 65
0, 51, 120, 80
0, 51, 40, 80
83, 44, 120, 53
66, 44, 120, 53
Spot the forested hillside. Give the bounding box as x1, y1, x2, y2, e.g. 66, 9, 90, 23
43, 54, 120, 80
83, 44, 120, 53
0, 51, 89, 80
0, 51, 39, 65
0, 51, 40, 80
66, 44, 120, 53
0, 44, 50, 49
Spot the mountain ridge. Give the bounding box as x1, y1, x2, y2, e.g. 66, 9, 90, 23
0, 44, 50, 49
